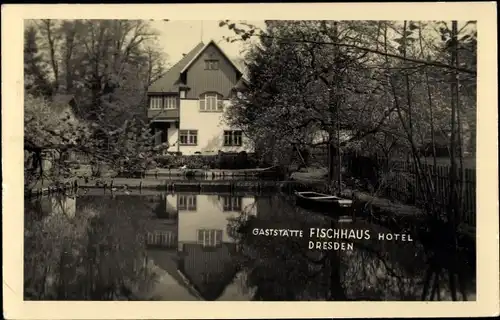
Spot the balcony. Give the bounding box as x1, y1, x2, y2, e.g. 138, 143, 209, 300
148, 108, 180, 120
148, 95, 179, 121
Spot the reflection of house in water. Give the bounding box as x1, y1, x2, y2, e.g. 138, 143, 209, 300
73, 192, 258, 300
144, 194, 179, 250
174, 194, 257, 300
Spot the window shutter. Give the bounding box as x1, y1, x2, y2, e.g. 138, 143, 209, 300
200, 99, 205, 111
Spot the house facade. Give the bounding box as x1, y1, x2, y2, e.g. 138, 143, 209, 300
147, 40, 251, 155
174, 193, 257, 300
140, 193, 257, 300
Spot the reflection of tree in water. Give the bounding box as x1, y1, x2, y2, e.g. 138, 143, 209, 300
338, 238, 424, 300
227, 195, 475, 301
417, 218, 475, 301
227, 195, 347, 300
342, 217, 474, 301
24, 195, 157, 300
25, 194, 68, 221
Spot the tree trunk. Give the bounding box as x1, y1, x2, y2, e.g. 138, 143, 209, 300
42, 20, 60, 92
327, 135, 335, 185
448, 21, 460, 230
418, 22, 438, 194
455, 36, 465, 215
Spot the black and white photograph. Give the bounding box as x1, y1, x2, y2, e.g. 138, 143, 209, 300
2, 2, 499, 319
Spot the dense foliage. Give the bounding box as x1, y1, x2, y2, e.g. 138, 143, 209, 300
221, 19, 476, 198
24, 195, 157, 300
24, 20, 170, 188
220, 19, 477, 301
221, 20, 476, 164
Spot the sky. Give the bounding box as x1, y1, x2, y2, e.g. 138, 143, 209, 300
27, 19, 475, 79
150, 20, 265, 67
150, 20, 475, 69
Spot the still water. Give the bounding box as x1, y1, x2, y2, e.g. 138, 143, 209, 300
24, 188, 476, 301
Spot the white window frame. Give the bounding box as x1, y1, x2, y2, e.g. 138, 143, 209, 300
204, 60, 219, 70
178, 195, 197, 210
222, 196, 242, 212
150, 95, 177, 110
164, 96, 177, 109
223, 130, 243, 147
179, 130, 198, 146
197, 229, 223, 247
147, 231, 175, 247
149, 96, 163, 110
199, 92, 224, 112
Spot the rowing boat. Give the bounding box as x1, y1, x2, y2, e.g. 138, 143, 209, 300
295, 191, 353, 217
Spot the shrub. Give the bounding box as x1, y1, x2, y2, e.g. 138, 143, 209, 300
153, 153, 259, 170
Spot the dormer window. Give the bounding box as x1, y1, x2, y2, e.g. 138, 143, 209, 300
205, 60, 219, 70
199, 92, 223, 112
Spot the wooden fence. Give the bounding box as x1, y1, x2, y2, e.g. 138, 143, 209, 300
345, 156, 476, 227
385, 160, 476, 226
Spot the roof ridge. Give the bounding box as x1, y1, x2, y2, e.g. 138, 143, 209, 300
153, 41, 205, 80
148, 40, 245, 93
171, 41, 204, 69
180, 40, 243, 75
148, 42, 205, 92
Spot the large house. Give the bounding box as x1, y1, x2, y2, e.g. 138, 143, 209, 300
147, 40, 250, 155
145, 193, 257, 300
175, 194, 257, 300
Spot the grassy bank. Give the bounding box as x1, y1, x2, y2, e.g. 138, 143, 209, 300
289, 166, 475, 238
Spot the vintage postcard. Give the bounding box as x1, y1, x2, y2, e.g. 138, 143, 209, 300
2, 2, 499, 319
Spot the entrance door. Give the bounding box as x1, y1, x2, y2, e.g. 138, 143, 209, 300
154, 127, 162, 146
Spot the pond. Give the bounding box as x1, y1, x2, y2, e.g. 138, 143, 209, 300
24, 186, 476, 301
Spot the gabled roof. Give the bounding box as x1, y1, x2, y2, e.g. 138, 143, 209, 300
148, 40, 245, 93
146, 249, 203, 300
148, 42, 205, 93
179, 243, 239, 301
233, 77, 250, 91
180, 40, 243, 76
